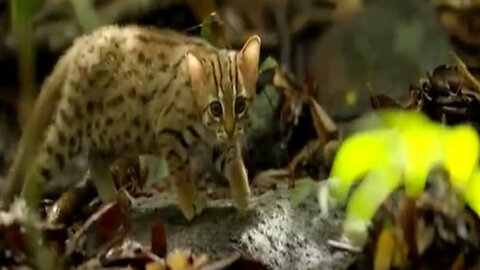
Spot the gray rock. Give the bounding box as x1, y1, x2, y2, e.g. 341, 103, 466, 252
129, 188, 354, 270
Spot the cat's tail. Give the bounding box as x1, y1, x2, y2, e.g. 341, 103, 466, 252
0, 51, 71, 209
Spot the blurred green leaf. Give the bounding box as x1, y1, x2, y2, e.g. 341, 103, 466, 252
343, 166, 401, 246
290, 177, 317, 207
12, 0, 43, 20
153, 156, 168, 181
11, 0, 44, 125
394, 19, 423, 60
199, 12, 226, 47
259, 56, 278, 74
320, 0, 452, 113
249, 85, 280, 134
329, 109, 480, 245
200, 13, 216, 45
345, 90, 357, 106
71, 0, 100, 31
141, 155, 168, 183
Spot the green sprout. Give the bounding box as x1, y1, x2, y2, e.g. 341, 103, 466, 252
259, 56, 278, 74
327, 109, 480, 245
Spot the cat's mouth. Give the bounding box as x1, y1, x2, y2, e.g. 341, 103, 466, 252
216, 131, 228, 141
216, 127, 244, 141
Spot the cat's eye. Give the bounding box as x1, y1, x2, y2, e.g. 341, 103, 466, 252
209, 101, 223, 117
234, 97, 247, 115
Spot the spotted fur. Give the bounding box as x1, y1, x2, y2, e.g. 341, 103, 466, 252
1, 25, 261, 220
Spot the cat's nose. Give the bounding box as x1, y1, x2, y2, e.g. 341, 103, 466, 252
224, 119, 235, 139
217, 131, 227, 140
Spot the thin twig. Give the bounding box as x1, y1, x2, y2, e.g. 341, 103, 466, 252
327, 239, 362, 253
451, 51, 480, 94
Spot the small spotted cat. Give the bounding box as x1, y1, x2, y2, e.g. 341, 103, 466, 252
1, 25, 261, 220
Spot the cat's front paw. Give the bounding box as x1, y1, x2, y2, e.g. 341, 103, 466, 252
177, 192, 207, 220
226, 162, 250, 212
231, 189, 249, 212
193, 192, 207, 216
178, 200, 195, 221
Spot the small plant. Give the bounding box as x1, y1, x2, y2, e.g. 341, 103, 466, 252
327, 109, 480, 245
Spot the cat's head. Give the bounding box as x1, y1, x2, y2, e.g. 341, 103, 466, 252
186, 35, 261, 142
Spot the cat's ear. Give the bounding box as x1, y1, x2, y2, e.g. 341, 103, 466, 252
238, 35, 261, 94
186, 51, 208, 106
186, 51, 206, 91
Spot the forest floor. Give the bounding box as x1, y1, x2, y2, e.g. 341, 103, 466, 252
2, 0, 480, 269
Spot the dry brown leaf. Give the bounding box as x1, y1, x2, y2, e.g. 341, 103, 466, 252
166, 250, 209, 270
146, 261, 167, 270
370, 94, 404, 110
287, 140, 322, 178
452, 52, 480, 94
151, 220, 167, 258
451, 253, 464, 270
66, 202, 130, 259
308, 97, 338, 144
251, 169, 290, 188
186, 0, 217, 22
273, 67, 305, 128
374, 226, 396, 270
200, 253, 268, 270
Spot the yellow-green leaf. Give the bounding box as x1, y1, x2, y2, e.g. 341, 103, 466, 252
343, 166, 402, 246
464, 169, 480, 217
328, 129, 403, 203
71, 0, 100, 31
400, 125, 444, 196
442, 125, 479, 191
200, 13, 216, 45
290, 177, 316, 207
259, 56, 278, 74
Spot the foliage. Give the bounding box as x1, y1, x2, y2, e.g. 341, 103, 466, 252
200, 12, 216, 45
199, 12, 226, 47
328, 109, 480, 245
289, 177, 316, 207
10, 0, 44, 125
324, 0, 452, 113
71, 0, 101, 31
259, 56, 278, 74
